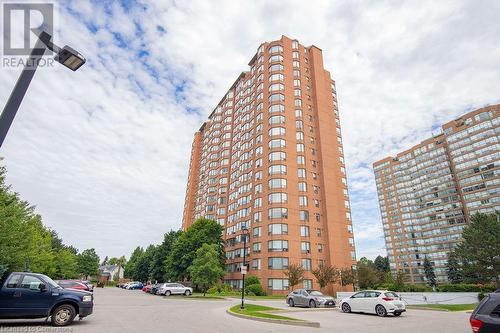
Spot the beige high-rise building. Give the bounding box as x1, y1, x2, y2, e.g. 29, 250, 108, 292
182, 36, 356, 294
373, 105, 499, 284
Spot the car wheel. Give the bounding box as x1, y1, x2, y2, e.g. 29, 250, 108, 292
288, 298, 295, 307
165, 290, 171, 296
51, 304, 76, 326
375, 305, 387, 317
309, 300, 317, 308
393, 312, 402, 317
341, 303, 351, 313
184, 290, 191, 296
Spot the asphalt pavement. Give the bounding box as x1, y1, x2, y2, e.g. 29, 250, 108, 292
0, 287, 472, 333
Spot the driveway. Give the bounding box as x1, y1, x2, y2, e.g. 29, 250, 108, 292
0, 287, 471, 333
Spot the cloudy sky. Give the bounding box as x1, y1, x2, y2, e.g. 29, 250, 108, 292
1, 0, 499, 260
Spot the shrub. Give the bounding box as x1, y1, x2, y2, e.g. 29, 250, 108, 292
245, 275, 260, 286
437, 283, 496, 292
206, 286, 218, 294
245, 283, 266, 296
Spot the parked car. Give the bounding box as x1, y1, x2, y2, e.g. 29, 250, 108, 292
150, 283, 161, 295
470, 292, 500, 332
55, 280, 91, 292
286, 289, 335, 308
0, 272, 93, 326
126, 282, 143, 290
142, 284, 152, 293
157, 283, 192, 296
81, 280, 94, 292
339, 290, 406, 317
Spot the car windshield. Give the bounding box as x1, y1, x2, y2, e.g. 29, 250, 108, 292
308, 291, 324, 296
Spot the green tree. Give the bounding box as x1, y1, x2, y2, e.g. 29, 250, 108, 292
124, 247, 144, 279
165, 218, 223, 281
189, 243, 225, 296
340, 267, 356, 287
284, 264, 304, 289
356, 257, 378, 289
455, 212, 500, 287
374, 256, 390, 272
150, 230, 181, 282
77, 248, 100, 279
312, 265, 339, 290
101, 256, 109, 266
393, 270, 407, 291
54, 248, 78, 279
423, 257, 437, 288
134, 244, 156, 282
446, 252, 463, 284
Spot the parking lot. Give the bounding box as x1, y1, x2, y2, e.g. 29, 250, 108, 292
0, 287, 472, 333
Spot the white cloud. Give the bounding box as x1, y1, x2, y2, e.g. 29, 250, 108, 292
1, 0, 499, 260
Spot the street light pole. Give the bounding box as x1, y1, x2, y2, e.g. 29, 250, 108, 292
240, 227, 249, 309
0, 37, 46, 148
0, 31, 85, 148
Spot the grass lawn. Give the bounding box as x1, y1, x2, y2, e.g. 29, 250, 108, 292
229, 304, 300, 321
409, 303, 477, 311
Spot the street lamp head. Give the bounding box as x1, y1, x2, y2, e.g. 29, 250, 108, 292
54, 45, 86, 71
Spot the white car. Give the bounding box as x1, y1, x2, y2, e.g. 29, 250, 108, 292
157, 283, 192, 296
340, 290, 406, 317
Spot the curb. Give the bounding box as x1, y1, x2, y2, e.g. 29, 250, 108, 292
226, 310, 320, 328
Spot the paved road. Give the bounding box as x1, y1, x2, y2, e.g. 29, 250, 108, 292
0, 287, 471, 333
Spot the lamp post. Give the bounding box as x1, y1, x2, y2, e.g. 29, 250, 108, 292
240, 227, 249, 309
0, 30, 86, 148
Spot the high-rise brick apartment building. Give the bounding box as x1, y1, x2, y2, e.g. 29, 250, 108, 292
182, 36, 356, 294
373, 105, 499, 284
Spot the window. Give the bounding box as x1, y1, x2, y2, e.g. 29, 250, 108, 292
268, 207, 288, 219
295, 99, 302, 107
299, 196, 308, 206
292, 40, 299, 49
269, 127, 285, 136
301, 241, 310, 253
292, 51, 299, 59
268, 223, 288, 235
300, 225, 310, 236
269, 104, 285, 113
268, 192, 287, 203
269, 93, 285, 103
268, 257, 289, 269
296, 120, 303, 129
268, 279, 289, 290
317, 244, 323, 253
268, 240, 289, 252
269, 55, 283, 63
268, 151, 286, 162
269, 64, 284, 72
299, 210, 309, 221
20, 275, 44, 289
298, 168, 306, 178
253, 227, 262, 237
269, 45, 283, 54
269, 83, 284, 92
297, 143, 305, 152
269, 115, 285, 125
269, 73, 284, 82
296, 132, 304, 140
253, 242, 261, 253
268, 164, 286, 175
295, 109, 303, 117
4, 273, 21, 288
269, 139, 286, 148
301, 258, 312, 270
251, 259, 261, 270
298, 182, 307, 191
303, 279, 312, 289
269, 178, 287, 189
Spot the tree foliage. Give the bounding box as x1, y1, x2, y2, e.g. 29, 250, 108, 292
340, 267, 356, 287
150, 230, 181, 282
0, 163, 82, 279
77, 248, 100, 279
423, 257, 437, 288
189, 243, 225, 295
284, 264, 304, 289
446, 252, 463, 284
164, 218, 224, 281
124, 246, 144, 279
454, 212, 500, 287
312, 265, 339, 290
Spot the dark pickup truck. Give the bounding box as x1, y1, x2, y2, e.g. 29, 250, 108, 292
0, 272, 93, 326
